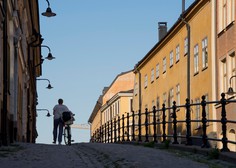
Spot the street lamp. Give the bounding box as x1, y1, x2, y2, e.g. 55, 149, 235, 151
37, 109, 51, 117
37, 78, 53, 89
41, 45, 55, 60
226, 75, 236, 95
42, 0, 56, 17
34, 45, 55, 67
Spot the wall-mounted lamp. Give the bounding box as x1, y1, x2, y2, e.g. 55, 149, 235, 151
37, 78, 53, 89
42, 0, 56, 17
226, 75, 236, 95
34, 45, 55, 67
41, 45, 55, 60
36, 109, 51, 117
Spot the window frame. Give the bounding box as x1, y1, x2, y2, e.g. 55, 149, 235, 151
194, 44, 199, 74
176, 44, 180, 63
202, 37, 208, 70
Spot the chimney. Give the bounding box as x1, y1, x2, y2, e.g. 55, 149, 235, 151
158, 22, 167, 41
182, 0, 185, 13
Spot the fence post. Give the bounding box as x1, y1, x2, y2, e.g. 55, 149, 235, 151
132, 111, 136, 141
122, 114, 125, 141
201, 95, 208, 148
100, 126, 103, 143
220, 93, 230, 152
114, 118, 117, 143
162, 103, 166, 142
185, 98, 192, 145
153, 106, 157, 143
138, 110, 142, 142
107, 121, 110, 143
118, 116, 121, 142
145, 108, 149, 142
172, 101, 179, 144
104, 123, 107, 143
127, 113, 130, 141
111, 119, 113, 143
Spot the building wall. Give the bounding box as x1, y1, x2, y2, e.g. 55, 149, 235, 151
0, 0, 41, 145
90, 109, 101, 140
102, 71, 134, 105
133, 0, 215, 139
216, 0, 236, 151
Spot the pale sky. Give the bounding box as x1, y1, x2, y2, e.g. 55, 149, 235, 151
36, 0, 194, 144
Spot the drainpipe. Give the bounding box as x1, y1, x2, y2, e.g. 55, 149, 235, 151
138, 71, 142, 111
2, 0, 8, 146
181, 0, 192, 145
181, 0, 191, 101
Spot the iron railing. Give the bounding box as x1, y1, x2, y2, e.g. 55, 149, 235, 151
91, 93, 236, 152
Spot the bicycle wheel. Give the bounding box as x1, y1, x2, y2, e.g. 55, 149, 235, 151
64, 126, 69, 145
67, 126, 71, 146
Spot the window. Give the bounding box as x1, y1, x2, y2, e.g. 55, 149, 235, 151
176, 45, 180, 62
130, 99, 133, 112
152, 100, 155, 110
163, 92, 167, 105
170, 50, 174, 67
223, 0, 227, 28
202, 37, 208, 69
156, 63, 159, 78
176, 84, 180, 106
195, 98, 201, 128
156, 97, 160, 110
163, 57, 166, 73
151, 68, 154, 83
144, 74, 148, 88
156, 97, 160, 121
194, 44, 199, 74
184, 37, 188, 55
170, 88, 174, 105
221, 58, 227, 93
205, 94, 209, 120
134, 82, 138, 96
218, 0, 235, 32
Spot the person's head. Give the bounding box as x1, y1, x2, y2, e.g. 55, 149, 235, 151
58, 98, 63, 105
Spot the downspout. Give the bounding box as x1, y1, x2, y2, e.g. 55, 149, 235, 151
181, 0, 191, 101
181, 18, 191, 101
2, 0, 8, 146
138, 71, 142, 111
134, 66, 142, 111
181, 0, 192, 145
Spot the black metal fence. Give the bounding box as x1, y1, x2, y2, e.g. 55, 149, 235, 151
91, 93, 236, 152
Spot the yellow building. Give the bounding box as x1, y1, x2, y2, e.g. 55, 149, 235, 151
89, 70, 134, 142
88, 95, 102, 142
133, 0, 217, 143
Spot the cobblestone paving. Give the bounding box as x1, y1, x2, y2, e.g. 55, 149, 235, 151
0, 143, 235, 168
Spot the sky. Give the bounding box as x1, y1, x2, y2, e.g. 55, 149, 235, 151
36, 0, 194, 144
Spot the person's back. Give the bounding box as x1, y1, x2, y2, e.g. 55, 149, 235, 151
53, 104, 69, 119
53, 98, 69, 144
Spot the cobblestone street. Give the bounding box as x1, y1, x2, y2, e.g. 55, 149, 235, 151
1, 143, 236, 168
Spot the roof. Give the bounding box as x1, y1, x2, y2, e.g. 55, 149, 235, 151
88, 95, 102, 123
134, 0, 200, 71
102, 69, 134, 96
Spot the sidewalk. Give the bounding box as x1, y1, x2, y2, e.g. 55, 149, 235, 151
0, 142, 235, 168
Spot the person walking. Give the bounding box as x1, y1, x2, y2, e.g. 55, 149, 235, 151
53, 98, 69, 145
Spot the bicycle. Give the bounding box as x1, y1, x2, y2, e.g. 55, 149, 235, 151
62, 111, 75, 145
